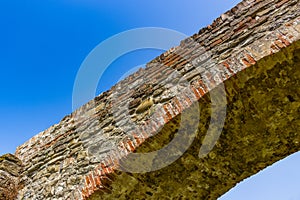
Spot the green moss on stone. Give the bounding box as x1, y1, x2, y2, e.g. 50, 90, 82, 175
88, 41, 300, 200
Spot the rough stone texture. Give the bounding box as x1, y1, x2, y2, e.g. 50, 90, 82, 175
0, 154, 23, 200
1, 0, 300, 199
89, 40, 300, 200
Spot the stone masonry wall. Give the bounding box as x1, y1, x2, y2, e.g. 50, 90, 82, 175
88, 40, 300, 199
3, 0, 299, 199
0, 154, 23, 200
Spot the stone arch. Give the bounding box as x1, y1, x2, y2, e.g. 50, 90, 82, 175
5, 0, 300, 199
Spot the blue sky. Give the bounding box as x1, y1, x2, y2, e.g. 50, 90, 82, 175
0, 0, 241, 155
220, 152, 300, 200
0, 0, 299, 199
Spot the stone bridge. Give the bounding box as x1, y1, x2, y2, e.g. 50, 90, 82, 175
1, 0, 300, 199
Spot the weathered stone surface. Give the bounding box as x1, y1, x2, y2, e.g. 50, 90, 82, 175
0, 154, 23, 200
89, 40, 300, 200
0, 0, 299, 199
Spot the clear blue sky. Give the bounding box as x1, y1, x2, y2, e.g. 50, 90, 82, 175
0, 0, 241, 155
0, 1, 299, 199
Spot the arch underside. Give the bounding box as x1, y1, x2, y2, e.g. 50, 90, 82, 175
88, 40, 300, 200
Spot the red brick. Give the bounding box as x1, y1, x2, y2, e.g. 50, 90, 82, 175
234, 24, 248, 33
169, 101, 180, 115
81, 187, 89, 198
191, 86, 201, 100
94, 165, 101, 175
162, 112, 171, 123
95, 174, 101, 187
270, 44, 279, 51
276, 0, 289, 8
274, 40, 285, 49
97, 166, 105, 176
163, 104, 173, 119
85, 176, 90, 186
122, 143, 131, 155
278, 34, 291, 46
196, 86, 206, 97
106, 166, 114, 174
198, 79, 208, 92
102, 167, 109, 175
132, 133, 143, 146
242, 58, 252, 67
89, 174, 96, 190
126, 140, 135, 152
119, 140, 131, 155
100, 162, 106, 170
245, 54, 256, 65
211, 39, 223, 47
173, 97, 184, 113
